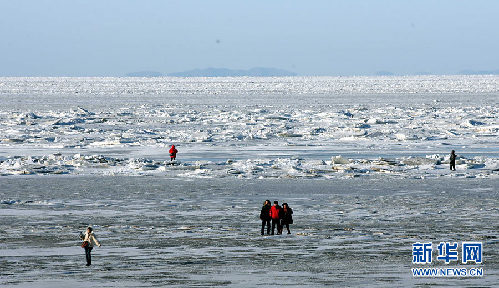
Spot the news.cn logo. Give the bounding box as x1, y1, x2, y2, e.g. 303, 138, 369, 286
411, 241, 483, 277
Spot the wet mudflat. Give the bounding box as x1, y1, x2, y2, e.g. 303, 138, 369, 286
0, 176, 497, 287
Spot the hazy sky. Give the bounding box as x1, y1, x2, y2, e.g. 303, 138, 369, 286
1, 0, 498, 76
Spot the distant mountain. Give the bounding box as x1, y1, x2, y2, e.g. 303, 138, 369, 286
458, 69, 499, 75
375, 71, 395, 76
125, 71, 163, 77
168, 67, 297, 77
414, 71, 433, 76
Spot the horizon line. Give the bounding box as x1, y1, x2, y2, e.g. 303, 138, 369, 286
1, 74, 499, 78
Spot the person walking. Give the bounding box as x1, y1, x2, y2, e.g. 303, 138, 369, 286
281, 203, 293, 234
169, 145, 178, 161
260, 200, 272, 235
80, 226, 101, 266
450, 150, 456, 171
269, 201, 282, 235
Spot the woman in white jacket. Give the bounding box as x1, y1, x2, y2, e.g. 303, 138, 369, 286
80, 227, 101, 266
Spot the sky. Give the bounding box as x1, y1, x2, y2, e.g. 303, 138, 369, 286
1, 0, 499, 76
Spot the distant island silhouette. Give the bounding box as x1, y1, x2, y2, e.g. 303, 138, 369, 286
375, 71, 395, 76
123, 68, 499, 77
125, 71, 163, 77
167, 67, 297, 77
458, 69, 499, 75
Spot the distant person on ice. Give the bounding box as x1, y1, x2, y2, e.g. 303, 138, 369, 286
80, 226, 101, 266
450, 150, 456, 171
169, 145, 178, 161
281, 203, 293, 234
269, 201, 282, 235
260, 200, 272, 235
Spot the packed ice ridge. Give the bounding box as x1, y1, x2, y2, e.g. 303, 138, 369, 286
0, 153, 497, 179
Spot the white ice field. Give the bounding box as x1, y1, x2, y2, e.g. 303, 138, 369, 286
0, 76, 498, 179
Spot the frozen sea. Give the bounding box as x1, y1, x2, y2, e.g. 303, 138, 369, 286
0, 76, 498, 178
1, 177, 498, 287
0, 76, 498, 287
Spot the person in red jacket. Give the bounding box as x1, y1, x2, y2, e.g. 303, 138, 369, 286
269, 201, 282, 235
169, 145, 178, 161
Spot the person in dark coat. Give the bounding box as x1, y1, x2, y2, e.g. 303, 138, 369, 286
450, 150, 456, 171
277, 203, 284, 235
281, 203, 293, 234
269, 201, 282, 235
169, 145, 178, 161
259, 200, 272, 235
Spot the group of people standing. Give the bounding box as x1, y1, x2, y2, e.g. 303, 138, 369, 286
260, 200, 293, 235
